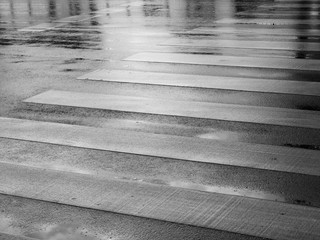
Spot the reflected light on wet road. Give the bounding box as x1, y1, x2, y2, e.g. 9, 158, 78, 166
1, 0, 318, 59
169, 181, 286, 202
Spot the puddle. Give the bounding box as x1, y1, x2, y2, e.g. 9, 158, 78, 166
0, 0, 267, 49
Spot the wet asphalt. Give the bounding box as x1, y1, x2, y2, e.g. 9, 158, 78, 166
0, 0, 320, 239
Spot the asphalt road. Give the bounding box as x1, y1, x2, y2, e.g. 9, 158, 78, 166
0, 0, 320, 239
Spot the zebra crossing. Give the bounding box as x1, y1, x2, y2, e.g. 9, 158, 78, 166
22, 90, 320, 128
190, 27, 320, 36
161, 38, 320, 51
1, 0, 320, 239
1, 117, 319, 176
124, 52, 320, 71
78, 69, 320, 95
1, 161, 320, 240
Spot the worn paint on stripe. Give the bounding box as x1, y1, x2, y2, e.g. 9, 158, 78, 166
0, 117, 319, 175
0, 162, 319, 240
124, 52, 320, 72
78, 69, 320, 96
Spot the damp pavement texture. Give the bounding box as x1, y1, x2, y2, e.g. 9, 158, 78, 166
0, 0, 320, 239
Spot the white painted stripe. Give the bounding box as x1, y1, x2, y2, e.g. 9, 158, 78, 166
18, 22, 67, 32
1, 162, 319, 240
119, 1, 144, 7
78, 69, 320, 96
274, 0, 319, 2
191, 27, 320, 37
0, 232, 35, 240
274, 1, 319, 4
216, 18, 320, 25
24, 90, 320, 129
260, 3, 320, 8
237, 11, 320, 17
0, 117, 319, 175
124, 52, 320, 72
54, 14, 92, 23
162, 38, 320, 51
0, 138, 288, 203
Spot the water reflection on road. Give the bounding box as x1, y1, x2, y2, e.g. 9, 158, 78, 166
169, 180, 286, 202
1, 0, 319, 59
0, 0, 261, 26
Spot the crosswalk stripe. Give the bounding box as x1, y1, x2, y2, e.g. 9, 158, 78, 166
236, 11, 320, 17
0, 117, 319, 175
18, 22, 67, 32
1, 138, 301, 204
258, 6, 320, 12
260, 3, 320, 8
162, 38, 320, 51
190, 27, 320, 37
78, 69, 320, 96
216, 18, 320, 26
124, 52, 320, 72
24, 90, 320, 129
274, 0, 319, 2
1, 162, 319, 240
